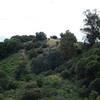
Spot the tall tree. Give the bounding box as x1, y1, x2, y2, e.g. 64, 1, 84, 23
35, 32, 47, 41
81, 9, 100, 46
60, 30, 77, 59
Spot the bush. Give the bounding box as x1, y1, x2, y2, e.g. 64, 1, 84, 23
31, 49, 64, 74
34, 41, 41, 48
89, 78, 100, 94
37, 48, 43, 54
0, 70, 9, 90
36, 78, 43, 88
8, 80, 18, 89
15, 62, 28, 80
89, 90, 98, 100
28, 49, 37, 59
42, 43, 48, 48
61, 70, 70, 79
21, 89, 41, 100
96, 96, 100, 100
0, 93, 4, 100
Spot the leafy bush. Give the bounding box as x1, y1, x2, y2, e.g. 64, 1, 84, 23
14, 62, 28, 80
0, 93, 4, 100
89, 78, 100, 94
0, 70, 9, 90
61, 70, 70, 79
31, 49, 64, 74
21, 89, 41, 100
36, 78, 43, 88
89, 90, 98, 100
28, 49, 37, 59
37, 48, 43, 54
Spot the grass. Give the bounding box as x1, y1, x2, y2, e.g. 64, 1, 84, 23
47, 39, 60, 48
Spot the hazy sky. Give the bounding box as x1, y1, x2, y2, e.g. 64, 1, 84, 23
0, 0, 100, 41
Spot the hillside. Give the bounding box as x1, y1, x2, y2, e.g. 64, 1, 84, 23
0, 31, 100, 100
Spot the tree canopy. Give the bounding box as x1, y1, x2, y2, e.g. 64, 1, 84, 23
81, 9, 100, 46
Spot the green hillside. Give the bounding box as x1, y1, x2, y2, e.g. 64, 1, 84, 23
0, 10, 100, 100
0, 52, 21, 76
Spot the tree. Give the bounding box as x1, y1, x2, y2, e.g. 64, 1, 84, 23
50, 35, 58, 39
60, 30, 77, 59
35, 32, 47, 41
81, 9, 100, 46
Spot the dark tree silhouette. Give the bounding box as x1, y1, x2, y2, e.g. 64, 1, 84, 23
81, 9, 100, 46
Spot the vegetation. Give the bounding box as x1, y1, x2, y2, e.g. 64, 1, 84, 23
0, 9, 100, 100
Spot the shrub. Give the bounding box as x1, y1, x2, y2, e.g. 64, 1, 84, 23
28, 49, 37, 59
89, 78, 100, 94
34, 41, 41, 48
89, 90, 98, 100
61, 70, 70, 79
25, 82, 38, 89
14, 62, 28, 80
36, 78, 43, 88
42, 43, 48, 48
21, 89, 41, 100
37, 48, 43, 54
0, 70, 9, 90
96, 96, 100, 100
0, 93, 4, 100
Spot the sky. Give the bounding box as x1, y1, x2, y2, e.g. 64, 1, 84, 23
0, 0, 100, 41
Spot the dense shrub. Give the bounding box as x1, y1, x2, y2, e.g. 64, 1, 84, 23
21, 89, 41, 100
15, 62, 28, 80
31, 49, 64, 74
0, 70, 9, 90
61, 70, 70, 79
28, 49, 37, 59
36, 78, 43, 88
89, 78, 100, 94
37, 48, 43, 54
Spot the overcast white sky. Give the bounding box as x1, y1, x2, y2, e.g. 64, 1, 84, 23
0, 0, 100, 41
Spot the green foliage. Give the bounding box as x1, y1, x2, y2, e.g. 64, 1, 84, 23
61, 70, 71, 79
14, 62, 28, 80
0, 70, 9, 90
96, 96, 100, 100
50, 35, 58, 39
0, 53, 21, 76
89, 78, 100, 94
11, 35, 35, 43
60, 30, 77, 59
21, 89, 41, 100
0, 93, 4, 100
36, 78, 43, 88
27, 49, 37, 59
36, 32, 47, 41
0, 17, 100, 99
89, 90, 98, 100
81, 9, 100, 46
31, 49, 64, 74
